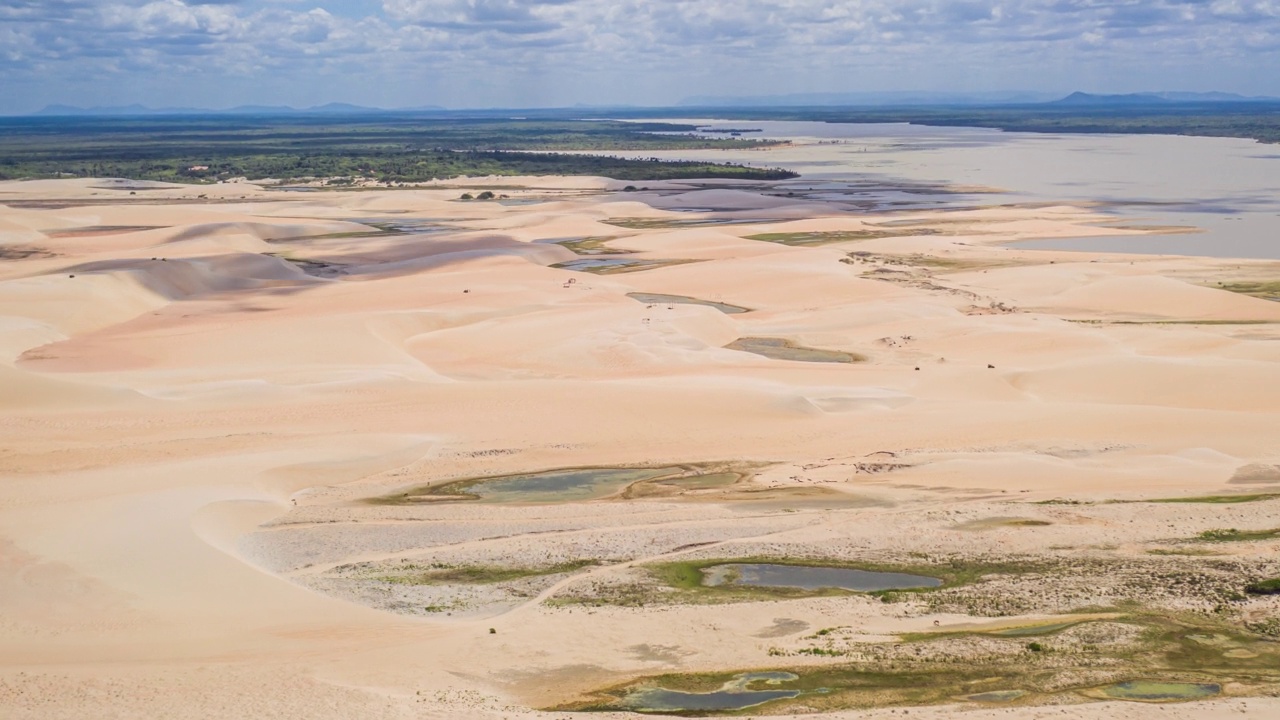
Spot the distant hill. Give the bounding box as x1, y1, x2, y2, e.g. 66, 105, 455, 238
30, 103, 446, 117
679, 91, 1060, 108
1053, 91, 1280, 106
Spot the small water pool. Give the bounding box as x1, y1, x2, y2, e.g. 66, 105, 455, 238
552, 258, 691, 274
620, 672, 801, 713
701, 563, 942, 592
627, 292, 751, 314
1100, 681, 1221, 702
440, 467, 682, 503
726, 337, 862, 363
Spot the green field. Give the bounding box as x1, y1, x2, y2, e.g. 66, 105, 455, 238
0, 116, 796, 183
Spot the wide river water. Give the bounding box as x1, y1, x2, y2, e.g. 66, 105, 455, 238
647, 119, 1280, 261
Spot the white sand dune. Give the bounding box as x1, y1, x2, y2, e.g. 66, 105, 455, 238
2, 171, 1279, 720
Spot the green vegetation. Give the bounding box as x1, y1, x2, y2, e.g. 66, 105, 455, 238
0, 116, 796, 183
1150, 493, 1280, 504
558, 609, 1279, 714
1215, 281, 1280, 302
956, 517, 1053, 530
378, 560, 599, 586
1246, 578, 1280, 595
1147, 548, 1224, 557
745, 230, 898, 246
1195, 528, 1280, 543
650, 103, 1280, 145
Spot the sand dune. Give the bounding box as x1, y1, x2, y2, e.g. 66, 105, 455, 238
2, 170, 1279, 720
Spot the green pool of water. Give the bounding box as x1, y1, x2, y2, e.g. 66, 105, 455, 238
627, 292, 751, 314
620, 672, 801, 713
438, 467, 682, 503
1100, 681, 1221, 702
727, 337, 863, 363
701, 563, 942, 592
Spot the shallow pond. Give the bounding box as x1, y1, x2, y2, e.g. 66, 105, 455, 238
439, 467, 682, 503
627, 292, 751, 314
727, 337, 862, 363
552, 258, 691, 274
966, 690, 1026, 703
620, 672, 801, 713
536, 236, 631, 255
347, 217, 456, 235
701, 563, 942, 592
663, 120, 1280, 261
1100, 681, 1221, 702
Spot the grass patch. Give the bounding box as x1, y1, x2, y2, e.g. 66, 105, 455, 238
1150, 493, 1280, 504
1147, 548, 1224, 557
1215, 281, 1280, 302
378, 560, 600, 586
745, 230, 898, 246
955, 517, 1053, 531
1194, 528, 1280, 543
557, 609, 1280, 714
1246, 578, 1280, 595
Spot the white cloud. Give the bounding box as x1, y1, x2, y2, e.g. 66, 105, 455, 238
3, 0, 1280, 110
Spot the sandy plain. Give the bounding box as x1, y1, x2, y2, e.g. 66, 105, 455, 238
1, 137, 1280, 719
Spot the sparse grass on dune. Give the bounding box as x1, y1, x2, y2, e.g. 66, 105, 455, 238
1194, 528, 1280, 543
744, 230, 898, 246
1214, 280, 1280, 302
1150, 493, 1280, 504
558, 608, 1280, 714
377, 560, 601, 586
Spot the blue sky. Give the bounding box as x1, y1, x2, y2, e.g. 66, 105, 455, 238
2, 0, 1279, 112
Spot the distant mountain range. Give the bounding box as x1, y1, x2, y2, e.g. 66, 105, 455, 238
30, 102, 445, 117
677, 91, 1061, 107
680, 90, 1280, 108
23, 91, 1280, 117
1051, 91, 1280, 105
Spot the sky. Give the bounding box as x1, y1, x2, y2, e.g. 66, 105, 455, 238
2, 0, 1279, 113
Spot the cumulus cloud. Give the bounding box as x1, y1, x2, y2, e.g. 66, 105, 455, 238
3, 0, 1279, 110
